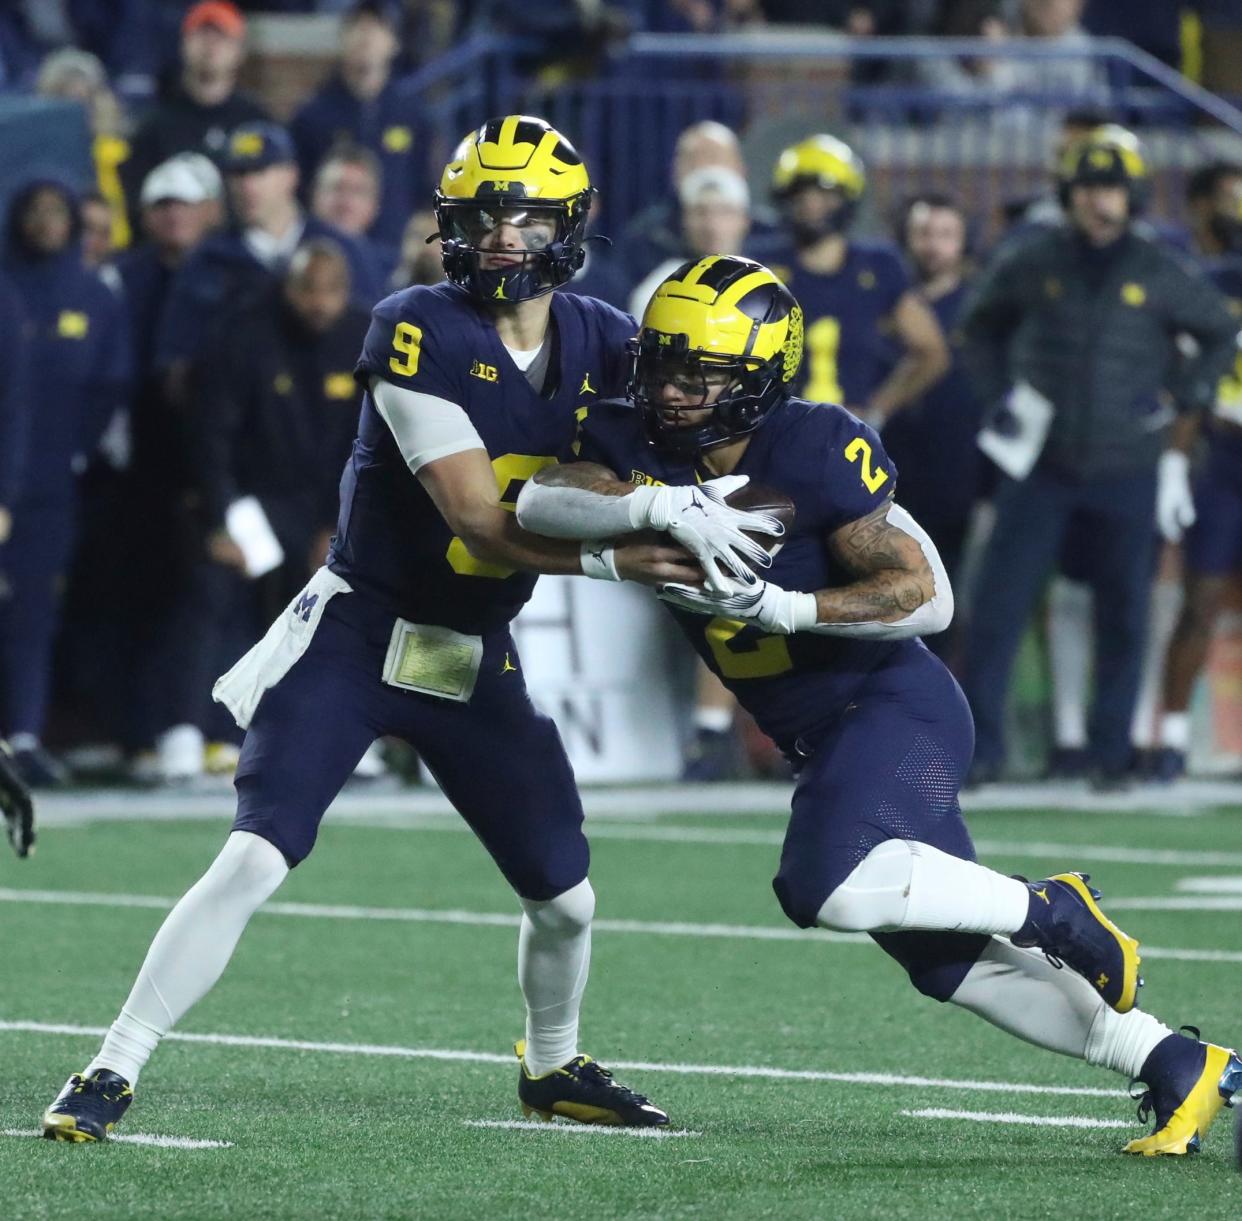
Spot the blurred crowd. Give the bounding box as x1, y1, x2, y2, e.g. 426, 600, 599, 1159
0, 0, 1240, 789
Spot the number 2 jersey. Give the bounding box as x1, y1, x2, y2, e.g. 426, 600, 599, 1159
331, 281, 635, 632
577, 396, 928, 752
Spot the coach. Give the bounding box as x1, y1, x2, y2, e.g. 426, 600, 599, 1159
959, 127, 1237, 787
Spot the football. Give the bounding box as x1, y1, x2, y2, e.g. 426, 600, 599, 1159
724, 481, 796, 555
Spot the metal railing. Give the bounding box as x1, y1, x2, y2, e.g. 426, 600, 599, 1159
398, 33, 1242, 240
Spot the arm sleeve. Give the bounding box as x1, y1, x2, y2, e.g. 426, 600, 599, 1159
1163, 258, 1240, 414
960, 243, 1028, 408
370, 379, 484, 474
808, 504, 953, 639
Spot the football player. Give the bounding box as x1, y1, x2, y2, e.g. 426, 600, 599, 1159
516, 255, 1242, 1157
1156, 165, 1242, 779
764, 134, 948, 429
0, 737, 35, 858
42, 117, 772, 1142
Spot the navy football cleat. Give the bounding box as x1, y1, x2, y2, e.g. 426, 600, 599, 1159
1125, 1027, 1242, 1156
42, 1069, 133, 1142
1011, 872, 1142, 1012
515, 1040, 668, 1126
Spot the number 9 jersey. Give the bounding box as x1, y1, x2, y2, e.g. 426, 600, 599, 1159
332, 280, 636, 632
577, 394, 912, 753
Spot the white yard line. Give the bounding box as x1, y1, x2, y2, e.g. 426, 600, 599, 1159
1108, 896, 1242, 911
900, 1109, 1132, 1130
28, 796, 1242, 866
3, 887, 1238, 962
31, 777, 1242, 829
2, 1127, 232, 1148
0, 1020, 1124, 1099
461, 1120, 700, 1138
1175, 876, 1242, 893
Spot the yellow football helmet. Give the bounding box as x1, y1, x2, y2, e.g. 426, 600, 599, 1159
771, 133, 865, 241
630, 255, 803, 454
1058, 124, 1149, 210
435, 115, 593, 302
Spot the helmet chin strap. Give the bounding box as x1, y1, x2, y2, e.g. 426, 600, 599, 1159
443, 238, 587, 304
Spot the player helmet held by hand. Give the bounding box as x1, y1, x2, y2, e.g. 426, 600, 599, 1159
630, 255, 803, 456
435, 115, 594, 304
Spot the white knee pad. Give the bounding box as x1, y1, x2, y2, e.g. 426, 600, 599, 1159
520, 878, 595, 935
815, 840, 915, 932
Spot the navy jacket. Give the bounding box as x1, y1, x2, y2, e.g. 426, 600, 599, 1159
2, 182, 131, 502
155, 216, 383, 370
290, 74, 430, 247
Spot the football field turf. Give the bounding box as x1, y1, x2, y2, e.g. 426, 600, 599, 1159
3, 786, 1241, 1219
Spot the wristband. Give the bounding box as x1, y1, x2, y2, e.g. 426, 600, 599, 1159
580, 540, 620, 581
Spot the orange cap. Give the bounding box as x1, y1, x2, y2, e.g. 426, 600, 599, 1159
183, 1, 246, 39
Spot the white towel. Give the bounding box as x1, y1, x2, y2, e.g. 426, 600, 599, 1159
977, 381, 1054, 481
212, 566, 352, 729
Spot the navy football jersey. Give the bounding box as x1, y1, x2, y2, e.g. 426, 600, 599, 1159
330, 282, 636, 632
578, 397, 922, 750
765, 239, 911, 408
1204, 257, 1242, 477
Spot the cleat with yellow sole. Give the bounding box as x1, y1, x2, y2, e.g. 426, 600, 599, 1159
515, 1040, 668, 1127
1011, 872, 1142, 1012
42, 1069, 133, 1142
1124, 1029, 1242, 1156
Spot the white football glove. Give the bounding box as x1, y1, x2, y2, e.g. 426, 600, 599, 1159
658, 577, 818, 636
1156, 449, 1196, 544
627, 474, 785, 594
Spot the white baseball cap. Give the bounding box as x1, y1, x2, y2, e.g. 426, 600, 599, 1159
141, 158, 211, 206
678, 166, 750, 210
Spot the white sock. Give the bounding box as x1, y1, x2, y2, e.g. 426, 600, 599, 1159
816, 840, 1030, 936
518, 879, 594, 1077
1047, 577, 1093, 748
949, 937, 1169, 1077
693, 706, 734, 734
1161, 711, 1191, 751
1085, 1005, 1172, 1079
86, 831, 288, 1085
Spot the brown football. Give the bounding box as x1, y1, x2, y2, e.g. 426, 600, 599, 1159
724, 482, 796, 554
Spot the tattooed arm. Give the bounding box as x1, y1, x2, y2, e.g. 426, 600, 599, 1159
658, 499, 953, 638
819, 498, 939, 624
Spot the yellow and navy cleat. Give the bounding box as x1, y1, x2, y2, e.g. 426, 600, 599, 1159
1011, 872, 1142, 1012
1124, 1028, 1242, 1156
42, 1069, 133, 1142
515, 1040, 668, 1127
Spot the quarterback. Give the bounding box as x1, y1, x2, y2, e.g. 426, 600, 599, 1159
40, 118, 772, 1141
516, 254, 1242, 1157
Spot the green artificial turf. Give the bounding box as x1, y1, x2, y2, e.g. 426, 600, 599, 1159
3, 798, 1240, 1219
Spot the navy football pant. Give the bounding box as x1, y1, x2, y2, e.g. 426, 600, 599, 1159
963, 465, 1158, 773
773, 644, 990, 1002
1184, 454, 1242, 576
0, 497, 77, 737
232, 591, 588, 901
